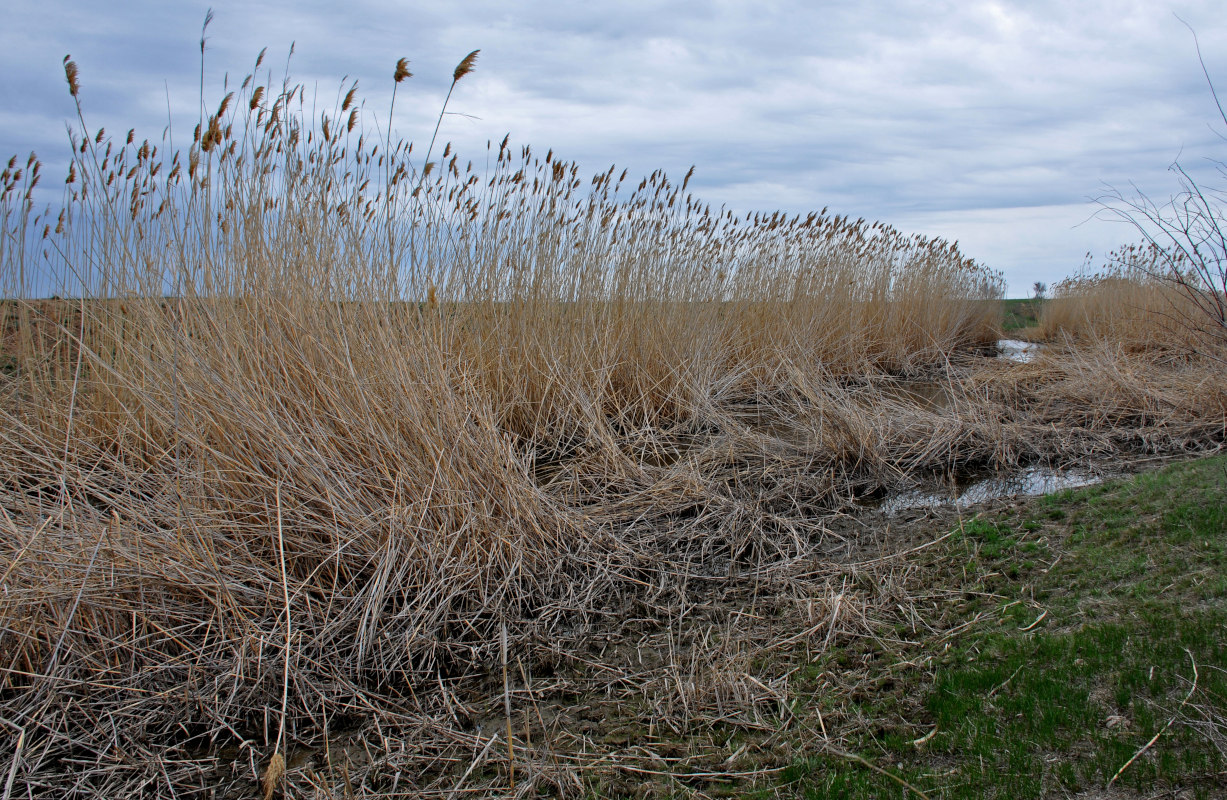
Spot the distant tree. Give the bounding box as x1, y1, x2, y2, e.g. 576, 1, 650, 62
1033, 281, 1048, 301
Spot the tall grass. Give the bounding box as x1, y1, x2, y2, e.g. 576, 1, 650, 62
0, 49, 1017, 794
1040, 242, 1226, 356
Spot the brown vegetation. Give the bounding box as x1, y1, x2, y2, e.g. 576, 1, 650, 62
0, 51, 1223, 797
1039, 243, 1227, 357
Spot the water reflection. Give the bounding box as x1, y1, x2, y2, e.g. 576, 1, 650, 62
870, 467, 1104, 515
997, 339, 1042, 362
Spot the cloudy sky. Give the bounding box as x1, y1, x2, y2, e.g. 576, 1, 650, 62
4, 1, 1226, 296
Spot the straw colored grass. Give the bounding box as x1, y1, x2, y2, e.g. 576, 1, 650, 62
0, 47, 1223, 796
1039, 243, 1227, 357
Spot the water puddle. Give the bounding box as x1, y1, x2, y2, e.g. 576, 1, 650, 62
866, 467, 1106, 515
997, 339, 1042, 362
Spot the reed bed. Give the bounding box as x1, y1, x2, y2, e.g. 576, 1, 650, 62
1039, 243, 1227, 357
0, 50, 1222, 797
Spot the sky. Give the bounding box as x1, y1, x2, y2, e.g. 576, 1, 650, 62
3, 1, 1226, 297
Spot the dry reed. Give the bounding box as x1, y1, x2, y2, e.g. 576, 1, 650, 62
1039, 243, 1227, 358
0, 46, 1222, 797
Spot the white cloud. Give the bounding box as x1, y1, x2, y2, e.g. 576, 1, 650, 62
892, 203, 1136, 296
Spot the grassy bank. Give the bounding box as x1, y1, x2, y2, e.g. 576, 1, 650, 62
1001, 297, 1043, 333
505, 455, 1226, 799
778, 453, 1227, 799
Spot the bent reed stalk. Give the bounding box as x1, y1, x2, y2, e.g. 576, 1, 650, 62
0, 47, 1098, 796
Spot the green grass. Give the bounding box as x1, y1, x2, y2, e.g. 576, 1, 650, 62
1002, 297, 1043, 333
782, 454, 1227, 799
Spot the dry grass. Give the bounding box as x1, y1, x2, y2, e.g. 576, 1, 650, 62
1039, 243, 1227, 357
0, 49, 1223, 797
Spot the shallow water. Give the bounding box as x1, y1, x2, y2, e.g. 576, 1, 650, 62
867, 467, 1105, 515
997, 338, 1042, 362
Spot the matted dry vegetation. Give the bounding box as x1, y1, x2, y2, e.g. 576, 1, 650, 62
0, 51, 1224, 797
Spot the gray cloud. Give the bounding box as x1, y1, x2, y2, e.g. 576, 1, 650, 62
3, 0, 1225, 294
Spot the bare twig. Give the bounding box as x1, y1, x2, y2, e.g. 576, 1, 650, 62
1108, 649, 1200, 787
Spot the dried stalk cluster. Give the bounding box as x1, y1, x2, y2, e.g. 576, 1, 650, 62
0, 49, 1222, 797
1041, 242, 1227, 358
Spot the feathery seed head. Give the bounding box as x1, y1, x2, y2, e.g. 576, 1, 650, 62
394, 58, 412, 83
261, 753, 284, 800
201, 116, 222, 152
199, 8, 214, 54
63, 56, 80, 97
453, 50, 479, 82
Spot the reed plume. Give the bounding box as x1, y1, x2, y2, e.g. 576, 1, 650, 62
62, 55, 79, 96
453, 49, 480, 82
